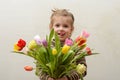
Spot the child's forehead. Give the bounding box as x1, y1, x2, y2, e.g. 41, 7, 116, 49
52, 16, 73, 23
53, 15, 72, 20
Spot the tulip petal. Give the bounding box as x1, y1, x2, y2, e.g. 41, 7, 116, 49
52, 48, 57, 55
62, 45, 70, 54
24, 66, 33, 71
65, 38, 73, 46
28, 40, 37, 49
34, 35, 41, 45
81, 30, 90, 38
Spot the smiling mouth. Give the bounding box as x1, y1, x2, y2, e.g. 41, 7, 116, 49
57, 32, 65, 37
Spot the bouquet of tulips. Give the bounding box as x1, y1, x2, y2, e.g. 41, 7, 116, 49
13, 29, 98, 80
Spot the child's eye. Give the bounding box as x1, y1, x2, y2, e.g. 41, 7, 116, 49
64, 25, 68, 28
55, 24, 60, 27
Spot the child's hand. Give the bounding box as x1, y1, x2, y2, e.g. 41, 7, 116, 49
48, 76, 68, 80
56, 76, 68, 80
48, 77, 54, 80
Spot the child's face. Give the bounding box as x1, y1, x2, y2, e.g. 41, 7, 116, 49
52, 16, 74, 41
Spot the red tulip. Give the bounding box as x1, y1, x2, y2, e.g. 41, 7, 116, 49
17, 39, 26, 50
85, 47, 92, 55
24, 66, 33, 71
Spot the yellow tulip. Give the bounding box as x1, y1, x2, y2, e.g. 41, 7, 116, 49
14, 44, 21, 51
28, 40, 37, 49
76, 64, 86, 74
52, 48, 57, 55
62, 45, 70, 54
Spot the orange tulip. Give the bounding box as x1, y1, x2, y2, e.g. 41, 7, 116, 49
24, 66, 33, 71
75, 36, 86, 46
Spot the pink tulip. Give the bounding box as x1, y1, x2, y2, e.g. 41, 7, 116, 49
81, 30, 90, 38
65, 38, 73, 46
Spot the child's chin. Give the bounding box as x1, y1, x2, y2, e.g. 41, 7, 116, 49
60, 38, 65, 42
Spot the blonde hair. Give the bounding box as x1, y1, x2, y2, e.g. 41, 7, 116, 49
49, 9, 74, 29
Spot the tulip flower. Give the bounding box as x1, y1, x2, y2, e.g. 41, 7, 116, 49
52, 48, 57, 55
24, 66, 33, 71
76, 64, 86, 74
12, 28, 99, 79
13, 44, 21, 51
65, 38, 73, 46
42, 39, 47, 47
17, 39, 26, 48
81, 30, 90, 38
34, 35, 41, 45
75, 36, 86, 46
85, 47, 92, 55
28, 40, 37, 49
75, 30, 90, 47
13, 39, 26, 51
62, 45, 70, 54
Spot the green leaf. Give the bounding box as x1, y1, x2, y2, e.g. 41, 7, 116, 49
46, 62, 55, 77
12, 51, 25, 54
80, 74, 84, 80
47, 29, 54, 62
55, 32, 61, 52
48, 29, 54, 48
92, 53, 99, 55
86, 53, 100, 56
62, 50, 74, 63
37, 47, 47, 63
71, 52, 86, 63
79, 44, 86, 50
46, 35, 49, 43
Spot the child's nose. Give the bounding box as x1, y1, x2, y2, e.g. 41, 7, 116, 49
59, 26, 64, 30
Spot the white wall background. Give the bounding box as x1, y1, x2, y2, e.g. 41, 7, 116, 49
0, 0, 120, 80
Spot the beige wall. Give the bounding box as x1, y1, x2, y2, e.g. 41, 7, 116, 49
0, 0, 120, 80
